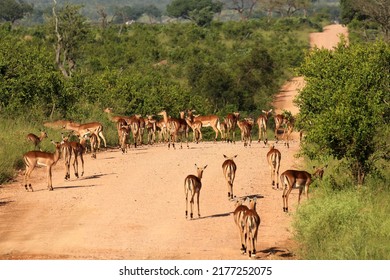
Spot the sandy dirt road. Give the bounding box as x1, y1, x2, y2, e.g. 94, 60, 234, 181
0, 25, 348, 260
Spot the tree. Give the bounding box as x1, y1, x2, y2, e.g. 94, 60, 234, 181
234, 46, 277, 111
188, 6, 215, 27
144, 4, 162, 23
296, 41, 390, 185
0, 0, 33, 24
354, 0, 390, 40
258, 0, 312, 18
166, 0, 223, 26
230, 0, 259, 21
96, 7, 108, 29
259, 0, 284, 21
51, 1, 89, 78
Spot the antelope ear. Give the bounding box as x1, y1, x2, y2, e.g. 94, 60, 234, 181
233, 198, 242, 207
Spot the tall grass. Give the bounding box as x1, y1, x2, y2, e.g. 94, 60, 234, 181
0, 118, 65, 183
293, 168, 390, 259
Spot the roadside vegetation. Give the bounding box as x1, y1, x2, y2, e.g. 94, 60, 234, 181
292, 35, 389, 260
1, 0, 389, 260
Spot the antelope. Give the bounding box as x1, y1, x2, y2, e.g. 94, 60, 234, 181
274, 112, 294, 148
179, 111, 190, 139
225, 112, 240, 143
155, 118, 168, 143
187, 110, 222, 142
266, 144, 281, 189
26, 130, 48, 150
63, 121, 107, 150
119, 125, 130, 154
43, 120, 70, 129
79, 132, 97, 159
121, 115, 141, 148
60, 135, 72, 180
222, 154, 237, 199
237, 118, 254, 147
280, 166, 326, 212
282, 116, 295, 148
274, 113, 287, 141
130, 115, 142, 148
158, 110, 188, 149
104, 107, 128, 123
244, 197, 261, 258
23, 140, 62, 191
233, 198, 249, 253
104, 108, 130, 146
61, 133, 85, 180
145, 115, 157, 145
184, 116, 203, 144
257, 109, 272, 145
184, 164, 207, 219
115, 118, 128, 147
136, 114, 145, 146
220, 120, 228, 142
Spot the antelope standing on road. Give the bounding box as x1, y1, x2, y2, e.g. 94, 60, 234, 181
61, 133, 85, 180
244, 197, 260, 258
233, 198, 249, 253
63, 121, 107, 150
225, 112, 240, 143
222, 154, 237, 199
185, 116, 203, 144
257, 109, 272, 145
23, 140, 62, 191
237, 118, 254, 147
266, 144, 281, 189
187, 110, 222, 142
184, 164, 207, 219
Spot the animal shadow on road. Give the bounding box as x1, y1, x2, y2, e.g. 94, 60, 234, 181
196, 212, 232, 220
0, 200, 14, 207
54, 184, 96, 190
236, 194, 265, 201
259, 247, 294, 259
78, 173, 114, 180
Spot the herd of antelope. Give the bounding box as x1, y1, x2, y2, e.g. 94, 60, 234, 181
22, 107, 326, 258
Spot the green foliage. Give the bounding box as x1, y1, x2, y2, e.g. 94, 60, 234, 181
293, 176, 390, 259
112, 4, 161, 23
296, 40, 390, 184
0, 31, 66, 120
340, 0, 390, 41
0, 0, 33, 23
166, 0, 222, 26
